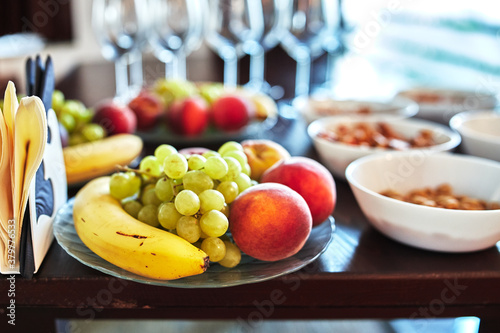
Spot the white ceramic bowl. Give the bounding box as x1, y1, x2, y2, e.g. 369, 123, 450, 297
296, 95, 418, 124
346, 152, 500, 252
449, 110, 500, 162
396, 87, 497, 124
307, 116, 461, 179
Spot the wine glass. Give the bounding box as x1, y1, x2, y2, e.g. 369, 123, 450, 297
92, 0, 149, 102
206, 0, 265, 88
244, 0, 285, 97
149, 0, 206, 80
280, 0, 334, 99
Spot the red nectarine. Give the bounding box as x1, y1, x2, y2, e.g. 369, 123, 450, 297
229, 183, 312, 261
261, 156, 336, 226
241, 139, 291, 181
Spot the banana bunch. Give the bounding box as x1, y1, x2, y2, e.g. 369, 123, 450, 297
73, 176, 209, 280
63, 134, 143, 185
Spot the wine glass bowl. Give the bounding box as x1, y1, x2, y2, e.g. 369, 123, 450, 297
279, 0, 334, 99
206, 0, 265, 88
92, 0, 149, 101
149, 0, 205, 80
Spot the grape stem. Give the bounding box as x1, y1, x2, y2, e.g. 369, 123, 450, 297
116, 165, 157, 179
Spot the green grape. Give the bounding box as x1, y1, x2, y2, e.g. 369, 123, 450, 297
141, 187, 163, 206
138, 204, 160, 227
122, 200, 143, 219
158, 202, 182, 230
52, 90, 65, 112
59, 112, 76, 133
201, 237, 226, 262
223, 150, 248, 168
199, 189, 225, 213
221, 203, 230, 219
217, 181, 239, 204
198, 82, 224, 105
176, 216, 201, 243
155, 144, 177, 164
241, 163, 251, 177
175, 190, 200, 216
140, 155, 162, 177
61, 100, 86, 119
204, 156, 228, 179
223, 156, 242, 180
79, 108, 94, 124
187, 154, 206, 170
163, 153, 188, 179
152, 79, 197, 107
171, 177, 185, 194
155, 177, 174, 202
218, 141, 243, 155
219, 241, 242, 268
109, 172, 135, 200
183, 170, 214, 194
126, 171, 141, 194
234, 173, 252, 193
202, 150, 220, 159
199, 210, 228, 237
81, 123, 106, 142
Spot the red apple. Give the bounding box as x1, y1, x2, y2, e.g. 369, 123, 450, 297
93, 99, 137, 135
229, 183, 312, 261
211, 94, 255, 132
241, 139, 291, 181
128, 91, 164, 130
167, 96, 209, 136
261, 156, 336, 226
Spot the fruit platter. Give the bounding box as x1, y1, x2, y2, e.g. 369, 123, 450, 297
126, 79, 279, 145
53, 140, 337, 287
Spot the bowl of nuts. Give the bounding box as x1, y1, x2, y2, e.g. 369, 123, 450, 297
307, 116, 461, 179
449, 110, 500, 162
345, 152, 500, 252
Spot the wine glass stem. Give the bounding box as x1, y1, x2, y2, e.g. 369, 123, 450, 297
248, 44, 265, 90
295, 49, 311, 98
223, 53, 238, 88
115, 57, 129, 102
175, 50, 187, 81
130, 51, 143, 91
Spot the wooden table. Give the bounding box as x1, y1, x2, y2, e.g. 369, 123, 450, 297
1, 48, 500, 333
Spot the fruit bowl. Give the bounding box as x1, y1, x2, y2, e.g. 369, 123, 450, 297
307, 116, 461, 180
395, 87, 497, 124
53, 198, 335, 288
295, 95, 418, 124
345, 152, 500, 252
449, 110, 500, 162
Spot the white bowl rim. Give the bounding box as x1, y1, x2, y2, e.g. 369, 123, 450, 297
307, 116, 462, 153
296, 95, 419, 120
345, 151, 500, 214
449, 110, 500, 143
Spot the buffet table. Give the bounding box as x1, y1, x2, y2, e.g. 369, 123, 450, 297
1, 48, 500, 332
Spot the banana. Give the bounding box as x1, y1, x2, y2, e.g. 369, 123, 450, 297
73, 176, 209, 280
64, 134, 143, 185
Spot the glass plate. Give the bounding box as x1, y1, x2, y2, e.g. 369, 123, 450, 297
135, 114, 278, 146
53, 198, 335, 288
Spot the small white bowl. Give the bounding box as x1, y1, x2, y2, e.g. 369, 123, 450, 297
449, 110, 500, 162
346, 152, 500, 252
307, 116, 461, 179
396, 87, 497, 123
296, 95, 418, 124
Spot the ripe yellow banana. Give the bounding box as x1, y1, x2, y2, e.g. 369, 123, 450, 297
64, 134, 143, 185
73, 176, 209, 280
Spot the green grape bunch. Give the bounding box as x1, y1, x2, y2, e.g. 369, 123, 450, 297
108, 141, 256, 269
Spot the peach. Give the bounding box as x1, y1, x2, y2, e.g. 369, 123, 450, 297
212, 94, 255, 132
93, 99, 137, 135
229, 183, 312, 261
241, 139, 291, 181
261, 156, 336, 226
128, 90, 164, 130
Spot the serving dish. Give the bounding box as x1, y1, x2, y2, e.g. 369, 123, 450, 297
53, 198, 335, 288
346, 152, 500, 252
295, 95, 418, 124
307, 116, 461, 179
449, 110, 500, 162
396, 87, 497, 124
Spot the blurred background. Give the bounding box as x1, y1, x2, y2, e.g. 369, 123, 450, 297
1, 0, 500, 100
